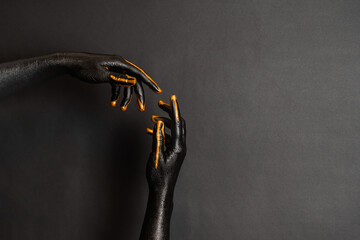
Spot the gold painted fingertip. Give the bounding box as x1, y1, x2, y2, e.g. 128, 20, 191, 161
146, 128, 153, 134
120, 94, 132, 112
104, 66, 109, 70
155, 87, 162, 94
111, 99, 118, 107
171, 95, 180, 121
158, 100, 170, 107
170, 94, 177, 102
151, 115, 160, 123
137, 99, 145, 112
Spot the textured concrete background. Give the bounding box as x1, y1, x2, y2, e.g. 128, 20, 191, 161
0, 0, 360, 239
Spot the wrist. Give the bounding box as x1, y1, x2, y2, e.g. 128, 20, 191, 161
148, 187, 174, 218
48, 53, 76, 71
150, 184, 175, 200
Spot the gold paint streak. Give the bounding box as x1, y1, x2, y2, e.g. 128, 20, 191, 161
110, 74, 137, 85
146, 128, 153, 134
124, 59, 162, 93
155, 121, 164, 169
151, 115, 160, 123
104, 66, 109, 70
171, 95, 180, 121
161, 123, 165, 145
158, 100, 170, 107
137, 98, 145, 112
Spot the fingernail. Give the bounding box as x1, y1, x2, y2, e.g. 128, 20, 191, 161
158, 100, 167, 106
137, 99, 145, 112
111, 100, 117, 107
171, 95, 177, 102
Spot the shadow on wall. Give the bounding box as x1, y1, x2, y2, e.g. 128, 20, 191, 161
0, 72, 148, 239
99, 124, 147, 239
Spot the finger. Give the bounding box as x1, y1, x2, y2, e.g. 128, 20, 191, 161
109, 73, 136, 87
170, 95, 181, 122
170, 95, 182, 147
120, 87, 133, 111
151, 121, 165, 169
110, 84, 121, 107
158, 100, 171, 114
148, 127, 170, 149
181, 118, 186, 139
165, 133, 171, 149
151, 115, 171, 128
146, 128, 153, 135
124, 58, 162, 93
134, 81, 145, 112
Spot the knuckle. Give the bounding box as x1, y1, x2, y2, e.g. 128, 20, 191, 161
172, 143, 186, 154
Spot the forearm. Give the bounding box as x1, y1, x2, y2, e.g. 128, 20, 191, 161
140, 187, 174, 240
0, 53, 70, 98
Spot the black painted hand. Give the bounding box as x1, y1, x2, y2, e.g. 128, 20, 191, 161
0, 52, 161, 110
140, 95, 186, 240
63, 52, 162, 111
146, 95, 186, 192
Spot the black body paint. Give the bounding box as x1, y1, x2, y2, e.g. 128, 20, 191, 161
0, 52, 161, 111
0, 54, 186, 240
141, 95, 187, 240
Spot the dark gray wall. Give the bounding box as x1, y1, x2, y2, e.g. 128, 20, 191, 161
0, 0, 360, 239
